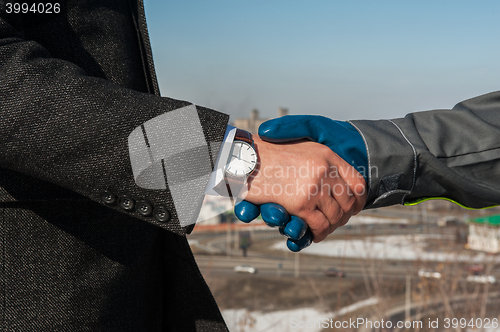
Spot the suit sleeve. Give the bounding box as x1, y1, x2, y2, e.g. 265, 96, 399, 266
350, 91, 500, 209
0, 18, 229, 234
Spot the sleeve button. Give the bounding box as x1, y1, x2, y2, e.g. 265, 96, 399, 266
101, 190, 117, 205
136, 200, 153, 217
118, 195, 135, 211
153, 206, 171, 223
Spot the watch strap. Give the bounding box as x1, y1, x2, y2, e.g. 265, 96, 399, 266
234, 129, 253, 146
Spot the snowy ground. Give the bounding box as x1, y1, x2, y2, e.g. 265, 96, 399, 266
272, 234, 500, 263
222, 297, 378, 332
348, 215, 410, 225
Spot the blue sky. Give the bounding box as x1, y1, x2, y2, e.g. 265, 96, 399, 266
145, 1, 500, 121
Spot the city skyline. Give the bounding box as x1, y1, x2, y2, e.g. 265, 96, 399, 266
145, 1, 500, 121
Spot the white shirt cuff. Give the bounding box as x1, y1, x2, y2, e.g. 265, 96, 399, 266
204, 125, 236, 195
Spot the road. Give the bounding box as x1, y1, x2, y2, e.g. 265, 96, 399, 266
188, 206, 458, 280
194, 252, 418, 281
189, 208, 460, 279
189, 205, 496, 285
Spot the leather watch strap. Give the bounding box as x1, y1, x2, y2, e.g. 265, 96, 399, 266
234, 128, 253, 145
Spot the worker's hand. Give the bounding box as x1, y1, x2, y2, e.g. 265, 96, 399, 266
234, 200, 313, 252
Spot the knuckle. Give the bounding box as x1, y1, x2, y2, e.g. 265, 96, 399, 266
343, 195, 357, 214
328, 208, 344, 226
339, 215, 351, 227
333, 204, 344, 219
313, 223, 330, 240
304, 211, 327, 232
328, 223, 339, 234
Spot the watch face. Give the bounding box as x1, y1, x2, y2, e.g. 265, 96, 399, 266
226, 141, 257, 177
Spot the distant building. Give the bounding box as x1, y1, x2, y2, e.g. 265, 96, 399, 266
233, 107, 288, 134
467, 215, 500, 253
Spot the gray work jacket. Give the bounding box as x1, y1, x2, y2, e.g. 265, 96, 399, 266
352, 91, 500, 209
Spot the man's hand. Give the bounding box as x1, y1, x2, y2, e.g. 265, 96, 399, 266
244, 135, 367, 242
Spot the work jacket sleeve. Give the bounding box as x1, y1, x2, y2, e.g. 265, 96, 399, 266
350, 91, 500, 209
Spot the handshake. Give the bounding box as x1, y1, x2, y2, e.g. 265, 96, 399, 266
230, 115, 369, 251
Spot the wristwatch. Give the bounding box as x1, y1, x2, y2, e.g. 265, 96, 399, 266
216, 129, 258, 197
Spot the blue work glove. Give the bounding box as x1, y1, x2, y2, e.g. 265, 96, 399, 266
234, 201, 312, 252
258, 115, 368, 183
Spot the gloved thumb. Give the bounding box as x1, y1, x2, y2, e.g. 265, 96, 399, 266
258, 115, 369, 183
258, 115, 324, 143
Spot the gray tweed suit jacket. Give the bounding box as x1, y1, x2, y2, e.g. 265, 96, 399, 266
0, 0, 229, 331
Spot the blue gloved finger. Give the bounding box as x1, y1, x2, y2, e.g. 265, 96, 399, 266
260, 203, 290, 227
281, 216, 307, 241
234, 200, 260, 223
286, 229, 313, 252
